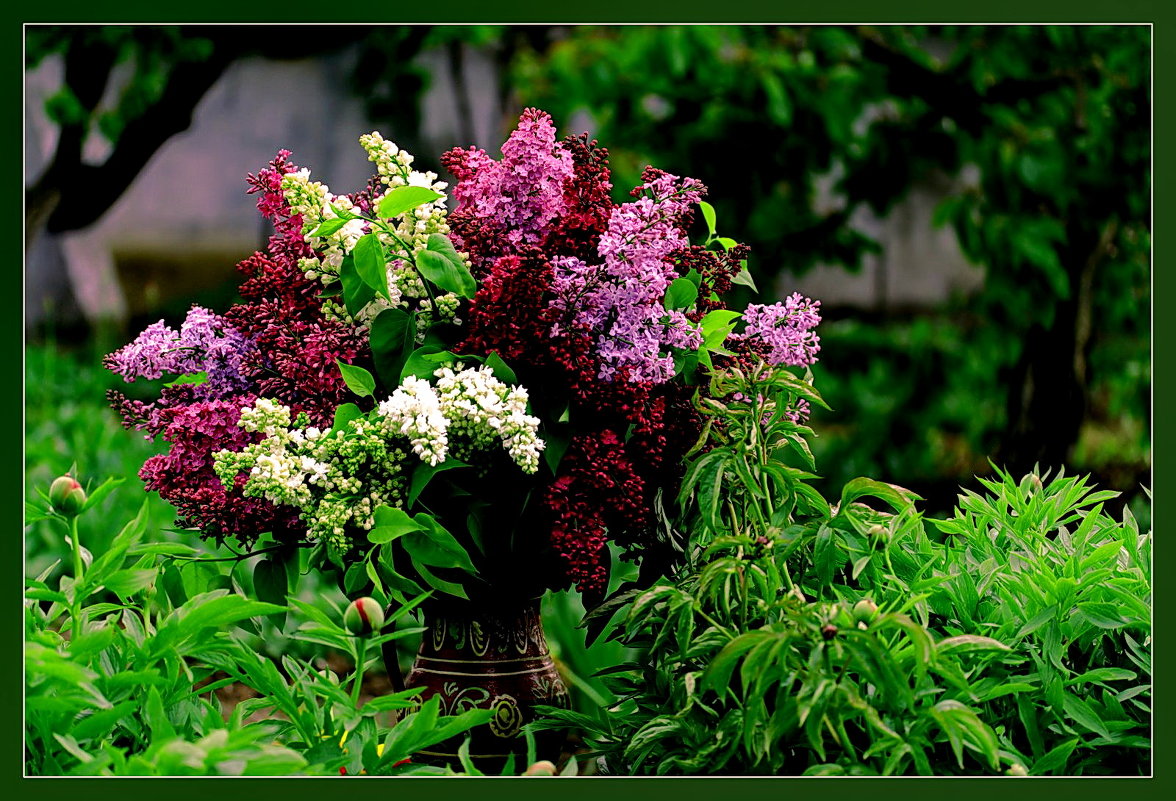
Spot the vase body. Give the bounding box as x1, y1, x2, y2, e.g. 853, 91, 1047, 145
403, 599, 570, 771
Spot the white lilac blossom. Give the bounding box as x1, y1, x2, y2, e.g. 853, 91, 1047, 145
550, 171, 705, 383
280, 133, 460, 333
215, 397, 409, 548
432, 365, 545, 473
214, 367, 544, 549
377, 375, 450, 467
359, 131, 455, 258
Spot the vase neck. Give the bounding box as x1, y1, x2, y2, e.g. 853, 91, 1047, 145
418, 599, 547, 660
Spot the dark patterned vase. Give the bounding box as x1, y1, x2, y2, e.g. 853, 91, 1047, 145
402, 599, 570, 771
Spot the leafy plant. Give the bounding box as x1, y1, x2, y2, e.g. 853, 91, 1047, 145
24, 481, 491, 776
536, 364, 1150, 776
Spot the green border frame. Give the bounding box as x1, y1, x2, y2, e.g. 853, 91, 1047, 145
11, 1, 1168, 799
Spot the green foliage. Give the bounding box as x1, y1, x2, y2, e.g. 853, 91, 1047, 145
537, 365, 1149, 776
24, 479, 489, 777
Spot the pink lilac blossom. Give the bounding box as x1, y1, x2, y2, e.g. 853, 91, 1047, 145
105, 305, 254, 398
444, 108, 573, 255
550, 169, 706, 383
740, 293, 822, 367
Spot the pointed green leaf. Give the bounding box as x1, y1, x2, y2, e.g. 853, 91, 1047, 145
336, 360, 376, 398
377, 185, 443, 220
352, 233, 390, 300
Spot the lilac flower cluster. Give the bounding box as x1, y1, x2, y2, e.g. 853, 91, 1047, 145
445, 108, 573, 254
105, 306, 256, 398
549, 170, 706, 383
739, 293, 822, 368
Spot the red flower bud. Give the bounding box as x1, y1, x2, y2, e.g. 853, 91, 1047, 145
49, 475, 86, 517
343, 597, 385, 636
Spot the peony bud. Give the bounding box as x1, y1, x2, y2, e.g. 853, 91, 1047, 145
853, 599, 879, 625
523, 760, 557, 777
1005, 763, 1028, 776
821, 624, 838, 640
343, 597, 385, 636
49, 475, 86, 517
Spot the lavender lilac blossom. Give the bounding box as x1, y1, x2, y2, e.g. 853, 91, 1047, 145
740, 293, 822, 367
550, 171, 706, 383
105, 306, 255, 398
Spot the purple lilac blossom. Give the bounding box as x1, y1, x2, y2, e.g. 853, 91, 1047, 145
740, 293, 822, 367
105, 305, 255, 398
447, 108, 573, 249
550, 171, 706, 383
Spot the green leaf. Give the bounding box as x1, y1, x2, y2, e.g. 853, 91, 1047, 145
699, 309, 740, 349
1029, 738, 1080, 775
252, 558, 288, 608
377, 185, 443, 219
483, 351, 517, 385
1076, 601, 1130, 629
103, 568, 157, 599
352, 233, 390, 300
370, 307, 416, 388
368, 506, 427, 545
341, 254, 375, 316
717, 237, 738, 250
408, 459, 469, 506
542, 425, 570, 475
731, 266, 758, 292
337, 361, 376, 399
399, 346, 453, 382
143, 686, 175, 741
664, 277, 699, 311
70, 700, 139, 742
410, 559, 468, 600
309, 217, 350, 238
1061, 692, 1112, 739
163, 371, 208, 389
699, 201, 717, 236
331, 402, 364, 433
403, 518, 477, 574
936, 634, 1012, 655
416, 249, 476, 299
1065, 667, 1137, 686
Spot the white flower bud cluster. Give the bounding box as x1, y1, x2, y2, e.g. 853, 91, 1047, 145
360, 131, 452, 256
374, 365, 544, 474
280, 170, 369, 275
214, 398, 409, 550
376, 376, 450, 467
413, 292, 463, 340
437, 365, 545, 473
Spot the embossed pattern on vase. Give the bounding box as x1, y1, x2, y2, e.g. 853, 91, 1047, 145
404, 600, 569, 769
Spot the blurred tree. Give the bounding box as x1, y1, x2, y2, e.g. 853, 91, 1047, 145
24, 26, 433, 251
508, 24, 1150, 480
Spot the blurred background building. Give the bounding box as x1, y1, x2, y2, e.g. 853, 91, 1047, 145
24, 25, 1150, 517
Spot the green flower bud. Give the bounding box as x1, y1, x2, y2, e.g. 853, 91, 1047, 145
1005, 763, 1028, 777
49, 475, 86, 517
343, 597, 385, 636
853, 599, 879, 624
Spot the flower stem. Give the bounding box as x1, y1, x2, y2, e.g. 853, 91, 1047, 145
351, 638, 368, 708
69, 516, 84, 585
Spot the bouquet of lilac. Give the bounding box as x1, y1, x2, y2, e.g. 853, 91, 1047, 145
106, 109, 824, 608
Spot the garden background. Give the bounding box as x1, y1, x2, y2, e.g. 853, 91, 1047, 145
22, 22, 1153, 778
